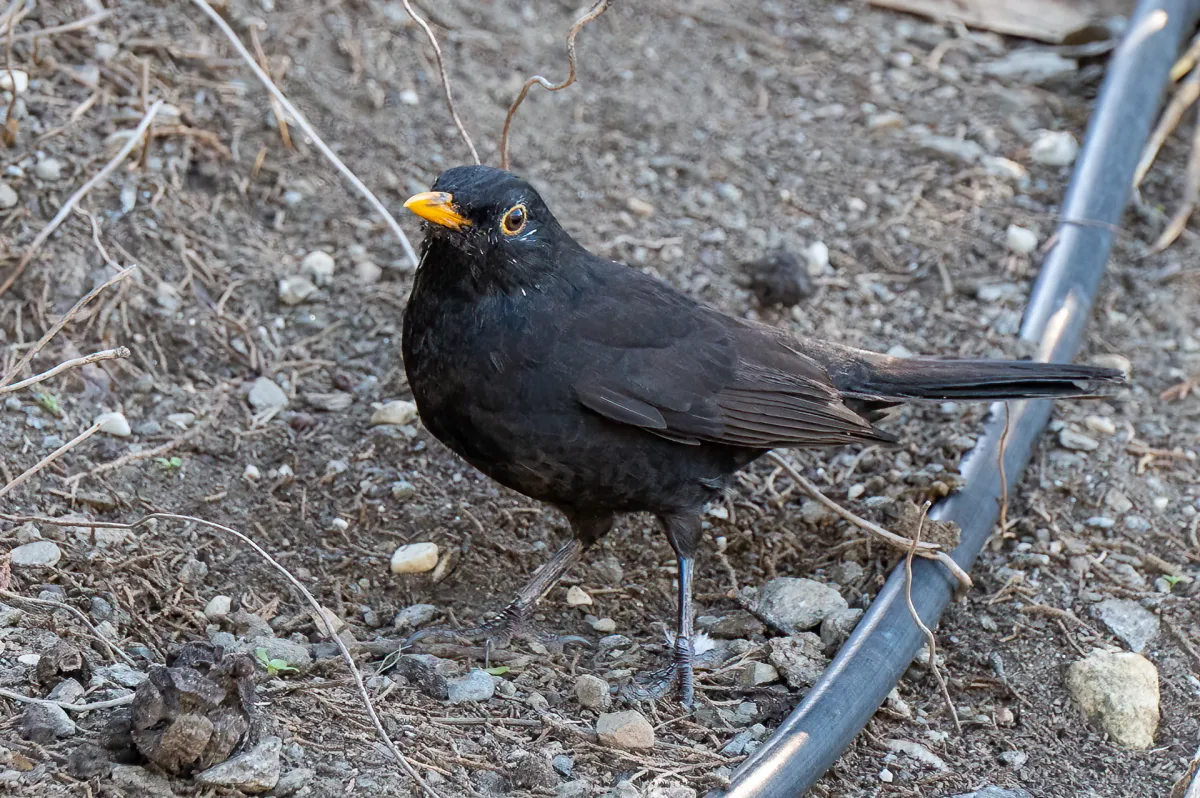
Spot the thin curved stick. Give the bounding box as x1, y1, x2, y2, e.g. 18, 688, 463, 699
500, 0, 611, 170
401, 0, 479, 166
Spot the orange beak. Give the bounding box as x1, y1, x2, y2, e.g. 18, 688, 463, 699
403, 191, 472, 230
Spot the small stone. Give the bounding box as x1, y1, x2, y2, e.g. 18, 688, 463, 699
557, 780, 590, 798
1095, 599, 1159, 653
0, 69, 28, 93
243, 464, 262, 481
195, 735, 282, 793
35, 157, 64, 181
755, 577, 848, 630
247, 636, 312, 668
396, 654, 456, 700
398, 89, 420, 105
1058, 428, 1099, 451
626, 197, 655, 217
94, 411, 132, 437
205, 596, 232, 621
111, 765, 175, 795
982, 156, 1028, 181
21, 703, 76, 742
1105, 488, 1133, 513
304, 392, 353, 412
949, 788, 1033, 798
178, 559, 208, 585
1091, 353, 1132, 377
275, 768, 315, 797
355, 260, 383, 284
590, 617, 617, 633
0, 182, 17, 209
596, 710, 654, 750
391, 479, 416, 500
919, 134, 983, 165
819, 607, 864, 649
278, 275, 317, 305
867, 111, 907, 130
847, 484, 865, 500
300, 251, 335, 286
886, 739, 948, 770
566, 586, 593, 606
984, 50, 1076, 83
10, 540, 61, 568
309, 606, 345, 635
1066, 649, 1159, 748
0, 604, 22, 626
574, 674, 611, 710
709, 610, 765, 639
18, 654, 40, 666
739, 662, 779, 687
447, 669, 495, 703
552, 754, 574, 778
799, 500, 831, 525
879, 767, 894, 783
247, 377, 289, 411
768, 633, 827, 688
48, 677, 86, 705
94, 663, 148, 688
1005, 225, 1038, 255
390, 542, 439, 574
744, 251, 813, 307
370, 399, 418, 426
166, 412, 196, 429
998, 749, 1028, 768
1031, 130, 1079, 166
67, 743, 113, 779
828, 561, 864, 585
1084, 415, 1117, 436
393, 604, 438, 631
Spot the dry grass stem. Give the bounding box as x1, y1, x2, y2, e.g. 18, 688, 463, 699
903, 502, 962, 734
499, 0, 611, 170
10, 9, 111, 41
0, 423, 102, 500
997, 402, 1011, 535
0, 347, 130, 396
248, 23, 293, 149
400, 0, 479, 165
767, 452, 973, 590
0, 511, 440, 798
0, 267, 136, 390
0, 103, 160, 300
1134, 66, 1200, 189
1150, 115, 1200, 253
184, 0, 419, 267
0, 687, 134, 712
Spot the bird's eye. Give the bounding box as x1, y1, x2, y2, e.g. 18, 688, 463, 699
501, 204, 527, 236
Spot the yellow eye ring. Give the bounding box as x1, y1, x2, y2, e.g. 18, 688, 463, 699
501, 204, 528, 236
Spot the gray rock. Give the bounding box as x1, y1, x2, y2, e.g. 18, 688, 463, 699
557, 781, 591, 798
1058, 427, 1099, 451
397, 654, 456, 700
552, 754, 573, 778
48, 678, 85, 704
244, 636, 312, 668
247, 377, 288, 412
274, 767, 315, 797
596, 710, 655, 750
178, 558, 209, 585
21, 702, 77, 742
447, 669, 495, 703
507, 750, 559, 790
755, 577, 848, 630
820, 608, 863, 649
1066, 650, 1159, 748
304, 392, 353, 412
721, 729, 755, 756
10, 540, 62, 568
195, 735, 281, 793
709, 611, 765, 639
768, 633, 827, 688
90, 596, 114, 621
919, 134, 983, 165
1031, 130, 1079, 166
984, 50, 1076, 83
828, 561, 864, 585
574, 674, 611, 710
739, 661, 779, 687
0, 181, 17, 209
94, 663, 148, 688
0, 604, 22, 626
111, 765, 177, 796
997, 749, 1028, 768
393, 603, 438, 631
1096, 599, 1159, 653
949, 789, 1033, 798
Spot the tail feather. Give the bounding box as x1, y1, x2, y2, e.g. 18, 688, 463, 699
837, 357, 1126, 402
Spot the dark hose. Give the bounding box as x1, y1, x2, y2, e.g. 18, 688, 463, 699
710, 1, 1200, 795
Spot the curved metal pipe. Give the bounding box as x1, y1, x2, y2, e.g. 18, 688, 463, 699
711, 2, 1200, 795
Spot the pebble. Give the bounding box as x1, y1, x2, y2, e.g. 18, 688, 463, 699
1084, 415, 1117, 436
390, 542, 439, 574
48, 678, 85, 705
0, 181, 17, 209
1091, 353, 1132, 376
0, 604, 21, 626
739, 661, 779, 687
396, 654, 455, 700
982, 155, 1028, 181
754, 577, 848, 630
768, 633, 827, 688
355, 260, 383, 284
984, 50, 1076, 83
370, 399, 418, 426
866, 111, 907, 130
35, 157, 64, 181
178, 558, 208, 584
0, 69, 28, 93
305, 392, 353, 412
799, 500, 832, 525
1095, 599, 1159, 653
391, 479, 416, 500
278, 275, 317, 305
997, 749, 1028, 768
566, 586, 593, 606
552, 754, 574, 778
300, 251, 335, 286
886, 739, 948, 771
626, 197, 655, 217
1105, 488, 1133, 513
94, 412, 131, 437
18, 654, 40, 666
1066, 649, 1159, 748
447, 669, 496, 703
744, 251, 813, 307
596, 710, 654, 750
1058, 428, 1099, 451
879, 767, 894, 783
590, 617, 616, 633
21, 703, 76, 743
919, 134, 983, 165
248, 377, 289, 411
1005, 225, 1038, 254
274, 768, 315, 797
828, 561, 864, 585
195, 735, 282, 793
398, 89, 420, 105
93, 663, 147, 688
393, 603, 438, 630
1030, 130, 1079, 166
10, 540, 62, 568
574, 674, 611, 710
244, 464, 262, 481
166, 412, 196, 429
820, 607, 864, 649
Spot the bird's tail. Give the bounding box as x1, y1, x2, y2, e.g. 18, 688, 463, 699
803, 341, 1127, 402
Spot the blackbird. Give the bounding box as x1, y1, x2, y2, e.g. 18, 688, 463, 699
401, 165, 1123, 705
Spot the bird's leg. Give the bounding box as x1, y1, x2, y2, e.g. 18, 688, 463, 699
624, 512, 702, 707
407, 514, 612, 654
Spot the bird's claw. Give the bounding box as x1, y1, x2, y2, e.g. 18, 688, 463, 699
619, 636, 697, 708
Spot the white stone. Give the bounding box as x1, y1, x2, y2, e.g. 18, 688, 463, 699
94, 412, 131, 437
566, 586, 593, 606
0, 182, 17, 209
596, 711, 654, 750
278, 275, 317, 305
35, 158, 64, 182
590, 617, 616, 633
1031, 130, 1079, 166
398, 89, 419, 106
0, 69, 29, 93
300, 251, 335, 286
370, 400, 418, 426
574, 674, 611, 709
1084, 415, 1116, 436
243, 464, 262, 481
10, 540, 61, 568
204, 595, 232, 621
804, 241, 830, 275
756, 577, 848, 630
1066, 650, 1159, 749
247, 377, 288, 411
355, 260, 382, 284
1005, 225, 1038, 255
390, 542, 439, 574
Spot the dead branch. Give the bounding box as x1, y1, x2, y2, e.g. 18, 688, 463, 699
184, 0, 419, 268
767, 451, 973, 590
400, 0, 479, 165
499, 0, 611, 170
0, 422, 102, 501
0, 511, 440, 798
0, 102, 159, 300
0, 347, 129, 396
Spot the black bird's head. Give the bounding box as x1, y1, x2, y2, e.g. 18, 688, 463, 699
403, 165, 573, 290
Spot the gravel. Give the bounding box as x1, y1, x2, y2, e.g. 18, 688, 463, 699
596, 710, 654, 750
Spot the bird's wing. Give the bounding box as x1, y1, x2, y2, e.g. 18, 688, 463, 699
567, 275, 890, 448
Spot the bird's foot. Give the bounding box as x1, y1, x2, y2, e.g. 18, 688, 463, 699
620, 634, 698, 708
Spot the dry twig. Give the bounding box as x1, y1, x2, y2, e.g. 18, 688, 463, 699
767, 452, 972, 589
1135, 66, 1200, 189
0, 347, 129, 396
499, 0, 611, 170
400, 0, 479, 165
10, 9, 111, 41
1149, 116, 1200, 253
0, 589, 137, 667
0, 511, 439, 798
184, 0, 419, 267
0, 102, 159, 300
0, 423, 102, 501
0, 687, 133, 713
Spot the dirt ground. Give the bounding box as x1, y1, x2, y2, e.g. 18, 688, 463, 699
1, 1, 1199, 796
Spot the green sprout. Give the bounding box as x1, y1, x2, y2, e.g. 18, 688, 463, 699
1162, 574, 1182, 590
34, 392, 60, 416
155, 456, 184, 472
485, 666, 510, 676
255, 647, 298, 676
